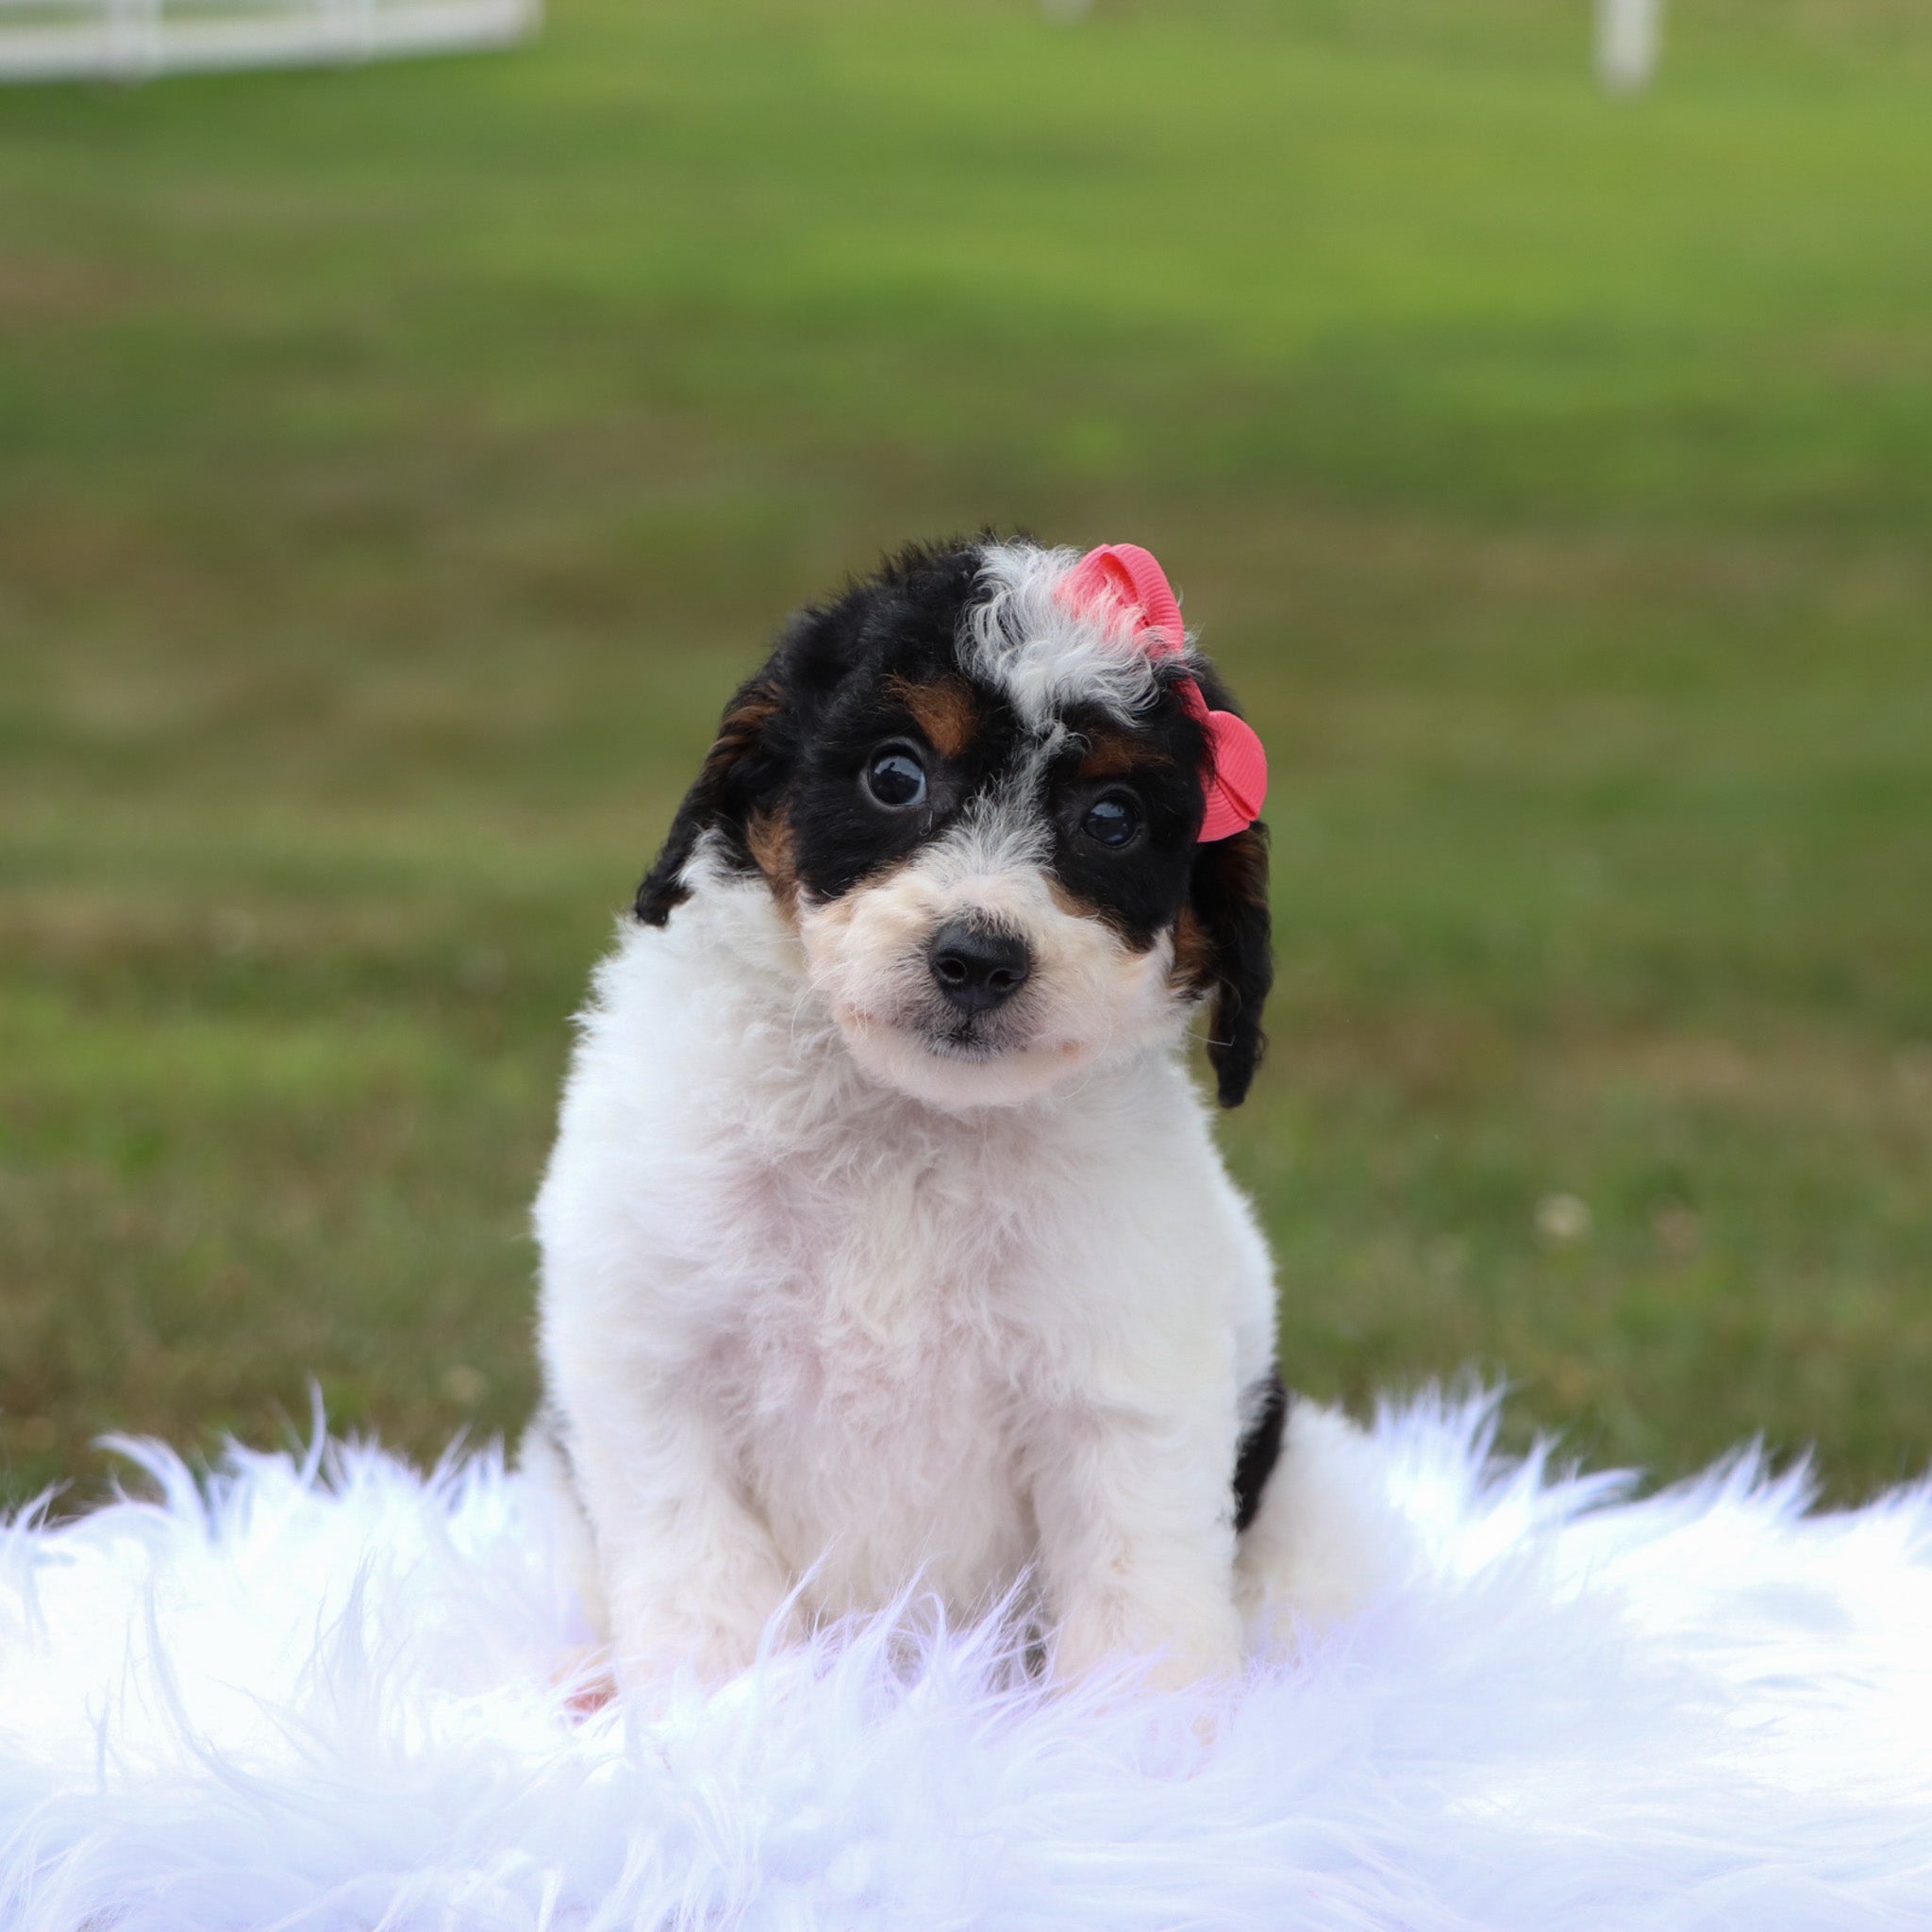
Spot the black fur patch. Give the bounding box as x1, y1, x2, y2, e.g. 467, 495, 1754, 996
1188, 820, 1272, 1107
1232, 1370, 1290, 1535
1042, 696, 1205, 952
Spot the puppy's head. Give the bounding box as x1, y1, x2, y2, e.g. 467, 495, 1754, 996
637, 537, 1272, 1110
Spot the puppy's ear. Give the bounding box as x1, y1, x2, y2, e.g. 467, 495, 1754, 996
1189, 822, 1273, 1107
635, 672, 788, 926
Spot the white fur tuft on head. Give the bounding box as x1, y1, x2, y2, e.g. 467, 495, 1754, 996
966, 541, 1193, 728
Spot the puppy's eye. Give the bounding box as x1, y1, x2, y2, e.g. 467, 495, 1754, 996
863, 744, 928, 810
1080, 791, 1142, 850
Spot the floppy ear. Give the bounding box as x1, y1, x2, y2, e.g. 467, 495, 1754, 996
634, 672, 788, 926
1189, 822, 1273, 1107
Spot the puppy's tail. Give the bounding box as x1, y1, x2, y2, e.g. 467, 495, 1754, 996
1235, 1397, 1414, 1642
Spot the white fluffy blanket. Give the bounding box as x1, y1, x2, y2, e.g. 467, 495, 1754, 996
5, 1393, 1931, 1932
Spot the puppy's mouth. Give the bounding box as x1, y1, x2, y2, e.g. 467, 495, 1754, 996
911, 1017, 1007, 1062
858, 1005, 1024, 1063
826, 989, 1096, 1111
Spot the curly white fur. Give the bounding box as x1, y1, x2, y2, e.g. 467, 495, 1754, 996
531, 854, 1302, 1691
965, 540, 1178, 724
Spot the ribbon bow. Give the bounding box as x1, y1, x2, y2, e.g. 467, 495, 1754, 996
1059, 542, 1267, 843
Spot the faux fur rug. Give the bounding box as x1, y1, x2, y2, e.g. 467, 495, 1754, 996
5, 1394, 1931, 1932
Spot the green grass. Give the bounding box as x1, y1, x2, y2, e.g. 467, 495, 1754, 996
2, 0, 1928, 1511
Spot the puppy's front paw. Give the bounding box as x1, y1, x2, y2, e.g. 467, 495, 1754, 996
608, 1588, 798, 1701
1056, 1595, 1242, 1699
1141, 1639, 1240, 1698
551, 1644, 618, 1719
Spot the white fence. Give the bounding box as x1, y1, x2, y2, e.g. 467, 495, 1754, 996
1040, 0, 1666, 94
0, 0, 536, 81
1596, 0, 1662, 92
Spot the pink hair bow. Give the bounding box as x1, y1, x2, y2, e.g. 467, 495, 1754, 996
1059, 542, 1267, 842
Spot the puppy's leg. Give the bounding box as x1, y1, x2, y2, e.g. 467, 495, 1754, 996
1030, 1405, 1244, 1695
520, 1412, 621, 1710
520, 1407, 609, 1637
547, 1354, 793, 1693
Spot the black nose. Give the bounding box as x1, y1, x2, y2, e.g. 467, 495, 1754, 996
928, 922, 1031, 1014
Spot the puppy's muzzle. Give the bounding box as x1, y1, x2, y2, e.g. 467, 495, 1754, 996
927, 921, 1031, 1016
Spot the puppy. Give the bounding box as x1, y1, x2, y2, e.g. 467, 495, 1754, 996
525, 535, 1381, 1698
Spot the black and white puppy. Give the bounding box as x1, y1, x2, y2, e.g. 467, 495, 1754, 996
525, 536, 1384, 1696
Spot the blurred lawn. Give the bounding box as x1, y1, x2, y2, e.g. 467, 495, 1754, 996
2, 0, 1928, 1511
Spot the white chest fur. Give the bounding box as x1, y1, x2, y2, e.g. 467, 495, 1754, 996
533, 880, 1280, 1681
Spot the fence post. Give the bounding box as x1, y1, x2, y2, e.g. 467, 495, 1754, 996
1596, 0, 1661, 92
105, 0, 161, 78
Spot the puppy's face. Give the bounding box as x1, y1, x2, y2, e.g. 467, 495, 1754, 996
788, 676, 1204, 1108
638, 538, 1273, 1111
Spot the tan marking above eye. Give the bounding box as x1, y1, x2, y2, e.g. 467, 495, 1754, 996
1075, 731, 1176, 781
884, 674, 978, 762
